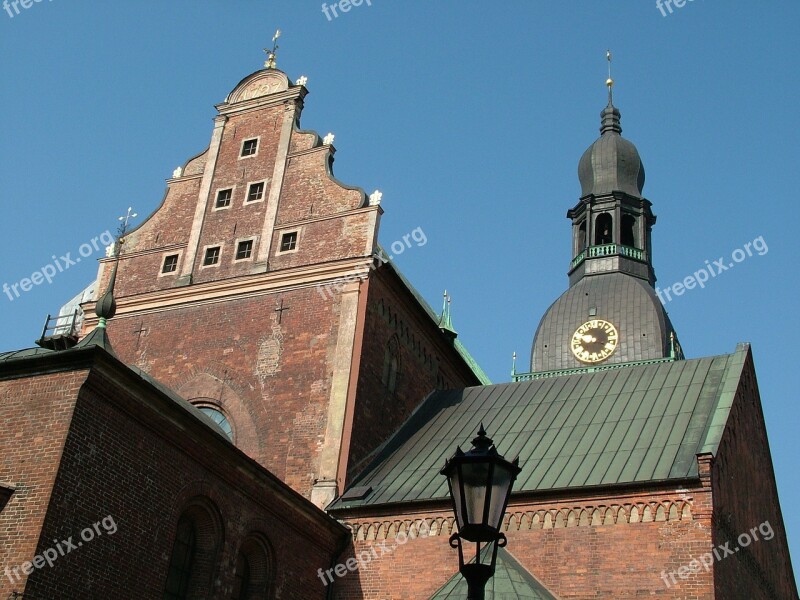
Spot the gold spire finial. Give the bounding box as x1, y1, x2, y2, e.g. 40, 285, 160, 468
264, 29, 281, 69
606, 49, 614, 104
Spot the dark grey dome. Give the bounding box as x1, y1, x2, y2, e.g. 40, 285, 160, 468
578, 104, 645, 198
531, 272, 677, 372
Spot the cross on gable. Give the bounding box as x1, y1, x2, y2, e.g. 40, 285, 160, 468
133, 322, 149, 350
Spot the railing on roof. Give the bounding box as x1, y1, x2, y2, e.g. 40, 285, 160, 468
570, 243, 645, 270
35, 310, 80, 351
512, 356, 676, 382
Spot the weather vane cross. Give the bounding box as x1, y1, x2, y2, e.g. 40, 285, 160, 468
606, 49, 614, 103
112, 206, 138, 255
264, 29, 281, 69
118, 207, 138, 235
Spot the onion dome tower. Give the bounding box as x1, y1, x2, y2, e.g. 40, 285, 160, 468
529, 54, 681, 373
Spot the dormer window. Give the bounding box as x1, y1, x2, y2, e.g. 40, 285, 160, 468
279, 232, 297, 252
162, 255, 179, 274
241, 139, 258, 157
235, 240, 254, 261
215, 189, 232, 209
203, 246, 221, 266
246, 182, 265, 203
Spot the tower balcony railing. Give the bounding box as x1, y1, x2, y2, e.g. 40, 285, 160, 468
35, 310, 81, 351
570, 243, 645, 270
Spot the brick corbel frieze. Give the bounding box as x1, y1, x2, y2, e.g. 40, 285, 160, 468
345, 494, 698, 543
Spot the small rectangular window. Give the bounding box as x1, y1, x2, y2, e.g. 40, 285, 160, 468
236, 240, 253, 261
280, 232, 298, 252
203, 246, 221, 266
162, 255, 179, 273
247, 182, 265, 203
241, 139, 258, 157
215, 189, 232, 208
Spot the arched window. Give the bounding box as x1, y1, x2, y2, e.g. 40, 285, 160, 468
381, 336, 400, 393
164, 514, 196, 599
196, 405, 234, 441
232, 553, 251, 600
621, 214, 636, 248
595, 213, 613, 245
577, 221, 587, 250
163, 498, 223, 600
232, 534, 273, 599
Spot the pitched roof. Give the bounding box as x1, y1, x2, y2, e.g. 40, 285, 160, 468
331, 344, 750, 510
429, 547, 559, 600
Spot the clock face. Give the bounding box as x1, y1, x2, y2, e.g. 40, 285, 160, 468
571, 319, 619, 364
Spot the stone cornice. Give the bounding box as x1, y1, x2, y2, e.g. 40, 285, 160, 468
166, 173, 203, 184
215, 88, 305, 118
83, 257, 375, 326
274, 204, 380, 229
102, 243, 186, 261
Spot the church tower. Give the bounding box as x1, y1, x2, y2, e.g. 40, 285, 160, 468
530, 72, 682, 372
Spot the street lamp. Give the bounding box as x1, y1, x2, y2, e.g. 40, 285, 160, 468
441, 425, 521, 600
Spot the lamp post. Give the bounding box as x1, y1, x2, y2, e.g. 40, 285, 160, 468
440, 425, 521, 600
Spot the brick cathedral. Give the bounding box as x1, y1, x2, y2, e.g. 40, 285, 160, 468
1, 52, 796, 599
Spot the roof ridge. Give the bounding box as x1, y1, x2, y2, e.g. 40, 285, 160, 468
698, 343, 751, 456
375, 244, 491, 385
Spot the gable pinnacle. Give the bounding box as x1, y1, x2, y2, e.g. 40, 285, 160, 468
76, 208, 137, 353
437, 290, 458, 340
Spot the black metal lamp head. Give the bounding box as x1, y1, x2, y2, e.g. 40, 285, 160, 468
441, 424, 521, 542
441, 425, 521, 599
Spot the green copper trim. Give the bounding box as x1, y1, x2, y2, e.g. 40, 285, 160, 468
570, 243, 645, 270
376, 245, 490, 385
512, 356, 676, 382
437, 291, 457, 338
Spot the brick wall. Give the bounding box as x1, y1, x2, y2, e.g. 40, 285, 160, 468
331, 487, 716, 600
0, 369, 88, 599
346, 266, 482, 481
1, 349, 346, 599
710, 349, 798, 599
104, 284, 344, 497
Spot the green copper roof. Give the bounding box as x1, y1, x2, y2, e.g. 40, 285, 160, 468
429, 547, 559, 600
376, 246, 490, 385
331, 344, 750, 509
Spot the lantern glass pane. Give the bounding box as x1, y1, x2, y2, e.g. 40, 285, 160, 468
487, 462, 515, 530
449, 466, 464, 528
462, 460, 490, 526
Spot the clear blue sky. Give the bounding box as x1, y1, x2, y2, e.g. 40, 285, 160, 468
1, 0, 798, 583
